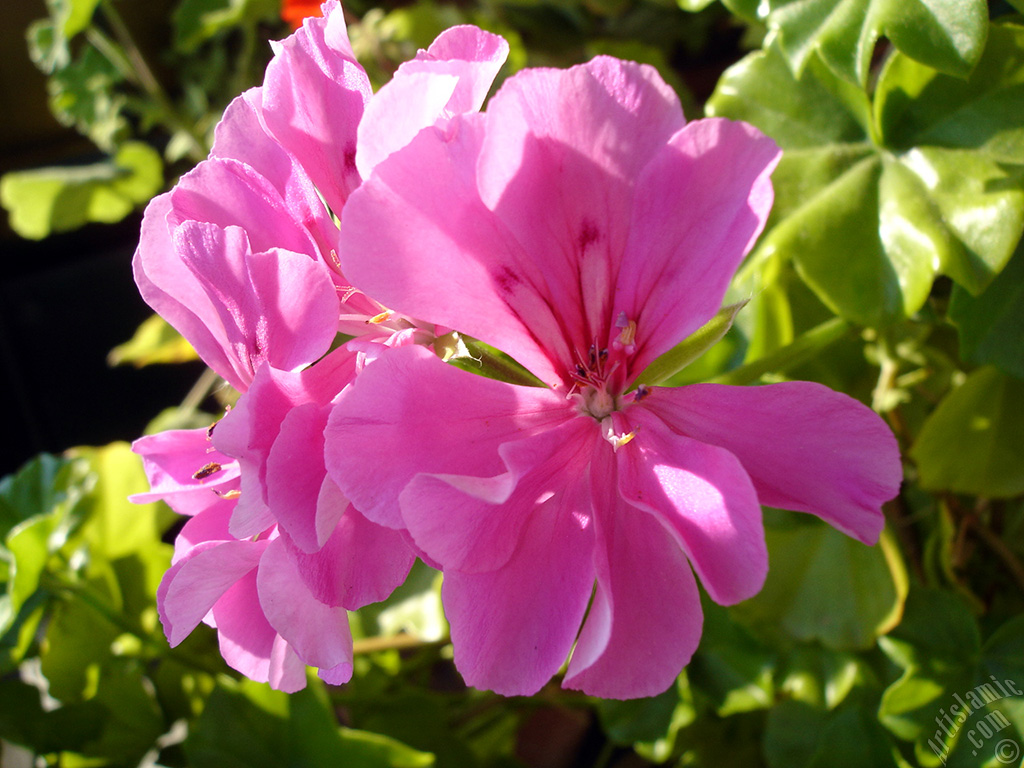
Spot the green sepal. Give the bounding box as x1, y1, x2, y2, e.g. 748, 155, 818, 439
635, 301, 748, 387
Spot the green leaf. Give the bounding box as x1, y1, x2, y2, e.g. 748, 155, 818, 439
690, 597, 776, 716
40, 576, 122, 703
733, 520, 908, 650
597, 684, 680, 744
948, 241, 1024, 379
185, 678, 435, 768
765, 700, 903, 768
47, 0, 102, 39
737, 0, 987, 86
173, 0, 286, 53
0, 454, 86, 542
778, 646, 870, 710
108, 313, 200, 368
708, 30, 1024, 326
710, 317, 850, 386
27, 20, 69, 74
1, 142, 163, 240
69, 442, 174, 563
910, 366, 1024, 498
47, 44, 128, 151
876, 24, 1024, 164
878, 590, 1024, 767
678, 0, 717, 8
636, 301, 747, 387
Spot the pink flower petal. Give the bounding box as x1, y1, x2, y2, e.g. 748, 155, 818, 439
442, 485, 595, 696
134, 194, 242, 389
158, 539, 265, 646
356, 26, 509, 178
268, 635, 309, 693
213, 569, 305, 692
211, 88, 337, 258
338, 116, 567, 386
644, 382, 901, 544
563, 448, 702, 698
171, 504, 233, 565
215, 348, 358, 539
130, 428, 239, 515
616, 407, 767, 605
355, 72, 459, 179
401, 418, 596, 573
325, 344, 570, 529
615, 118, 780, 374
283, 505, 415, 610
170, 158, 320, 258
257, 537, 354, 670
473, 57, 686, 367
261, 1, 370, 215
265, 402, 333, 552
415, 25, 510, 115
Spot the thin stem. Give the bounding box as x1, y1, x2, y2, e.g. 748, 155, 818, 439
180, 367, 221, 416
946, 495, 1024, 595
96, 0, 209, 162
353, 633, 449, 655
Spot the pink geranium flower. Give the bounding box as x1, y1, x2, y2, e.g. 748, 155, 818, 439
325, 56, 902, 699
131, 5, 509, 688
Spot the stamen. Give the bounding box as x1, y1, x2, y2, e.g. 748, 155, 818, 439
215, 489, 241, 500
602, 422, 640, 452
633, 385, 651, 403
367, 309, 394, 324
192, 461, 223, 481
613, 311, 637, 352
328, 249, 344, 272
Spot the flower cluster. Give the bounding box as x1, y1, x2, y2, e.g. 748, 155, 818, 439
133, 1, 901, 699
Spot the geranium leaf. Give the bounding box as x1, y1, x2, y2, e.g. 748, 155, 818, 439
910, 366, 1024, 498
879, 591, 1024, 767
1, 142, 162, 240
733, 519, 908, 651
108, 313, 200, 368
707, 26, 1024, 326
726, 0, 987, 86
948, 241, 1024, 380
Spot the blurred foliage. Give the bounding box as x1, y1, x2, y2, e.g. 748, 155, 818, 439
3, 0, 1024, 766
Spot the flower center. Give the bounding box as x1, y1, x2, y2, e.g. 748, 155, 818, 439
580, 385, 618, 420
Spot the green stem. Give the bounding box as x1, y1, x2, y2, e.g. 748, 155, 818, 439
95, 0, 209, 162
180, 367, 221, 416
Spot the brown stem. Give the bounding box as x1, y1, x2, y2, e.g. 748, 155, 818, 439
352, 633, 449, 655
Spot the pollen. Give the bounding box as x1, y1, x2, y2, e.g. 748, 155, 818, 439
367, 309, 394, 324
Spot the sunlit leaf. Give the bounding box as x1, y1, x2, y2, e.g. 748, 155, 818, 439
108, 313, 200, 368
708, 27, 1024, 326
636, 301, 747, 387
722, 0, 987, 86
1, 142, 163, 240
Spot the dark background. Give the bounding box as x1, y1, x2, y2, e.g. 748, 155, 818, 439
1, 1, 204, 478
